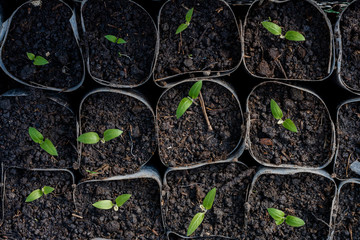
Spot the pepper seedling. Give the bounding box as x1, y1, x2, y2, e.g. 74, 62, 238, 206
176, 80, 202, 119
93, 194, 131, 211
270, 99, 298, 133
176, 7, 194, 34
28, 127, 58, 156
104, 35, 127, 44
26, 52, 49, 66
77, 129, 123, 144
261, 20, 305, 41
267, 208, 305, 227
187, 187, 216, 236
25, 186, 55, 203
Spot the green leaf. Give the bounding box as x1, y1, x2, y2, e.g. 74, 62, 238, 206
188, 81, 202, 99
27, 52, 35, 61
176, 97, 193, 119
267, 208, 285, 224
86, 169, 98, 174
116, 38, 127, 44
286, 215, 305, 227
282, 119, 298, 133
25, 189, 43, 203
40, 138, 58, 156
187, 212, 205, 236
33, 56, 49, 66
105, 35, 117, 43
115, 194, 131, 207
202, 187, 216, 210
93, 200, 114, 210
276, 217, 285, 225
261, 21, 282, 36
270, 99, 283, 120
103, 129, 123, 142
176, 23, 189, 34
77, 132, 100, 144
28, 127, 44, 143
42, 186, 55, 195
285, 31, 305, 41
185, 8, 194, 23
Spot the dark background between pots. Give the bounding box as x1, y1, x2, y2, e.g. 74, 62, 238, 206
0, 0, 355, 183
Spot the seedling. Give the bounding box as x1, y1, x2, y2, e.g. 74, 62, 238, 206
93, 194, 131, 211
267, 208, 305, 227
176, 80, 202, 119
104, 35, 126, 44
86, 169, 98, 174
26, 52, 49, 66
77, 129, 123, 144
270, 99, 298, 133
28, 127, 58, 156
261, 20, 305, 41
25, 186, 54, 203
187, 187, 216, 236
176, 7, 194, 34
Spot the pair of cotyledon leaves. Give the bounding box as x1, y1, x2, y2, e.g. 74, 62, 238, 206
261, 21, 305, 41
176, 7, 194, 34
267, 208, 305, 227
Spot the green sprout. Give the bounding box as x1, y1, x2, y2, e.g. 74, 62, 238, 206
176, 80, 202, 119
77, 129, 123, 144
187, 187, 216, 236
176, 7, 194, 34
270, 99, 298, 133
28, 127, 58, 156
104, 35, 127, 44
86, 169, 98, 174
26, 52, 49, 66
25, 186, 55, 203
267, 208, 305, 227
261, 21, 305, 41
93, 194, 131, 211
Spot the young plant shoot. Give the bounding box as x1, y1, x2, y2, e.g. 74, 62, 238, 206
28, 127, 58, 156
176, 7, 194, 34
187, 187, 216, 236
176, 80, 202, 119
26, 52, 49, 66
77, 129, 123, 144
270, 99, 298, 133
261, 20, 305, 41
267, 208, 305, 227
104, 35, 127, 45
25, 186, 55, 203
93, 194, 131, 211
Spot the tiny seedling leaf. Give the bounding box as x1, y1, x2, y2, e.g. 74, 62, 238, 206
282, 119, 298, 133
285, 215, 305, 227
93, 200, 114, 210
116, 38, 127, 44
42, 186, 55, 195
25, 189, 43, 203
28, 127, 44, 143
270, 99, 283, 120
267, 208, 285, 223
105, 35, 117, 43
285, 31, 305, 41
103, 129, 123, 142
77, 132, 100, 144
176, 97, 193, 119
202, 187, 216, 210
261, 21, 282, 36
40, 138, 58, 156
27, 52, 35, 61
176, 23, 189, 34
115, 194, 131, 207
33, 56, 49, 66
185, 8, 194, 23
188, 81, 202, 99
187, 212, 205, 236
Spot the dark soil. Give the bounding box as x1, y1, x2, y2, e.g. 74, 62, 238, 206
335, 102, 360, 178
154, 0, 241, 85
1, 0, 83, 90
339, 1, 360, 91
80, 91, 156, 178
245, 172, 336, 239
248, 82, 333, 167
82, 0, 156, 87
163, 163, 255, 238
157, 81, 243, 167
333, 182, 360, 240
244, 0, 331, 80
0, 90, 78, 169
73, 178, 164, 239
0, 169, 75, 240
